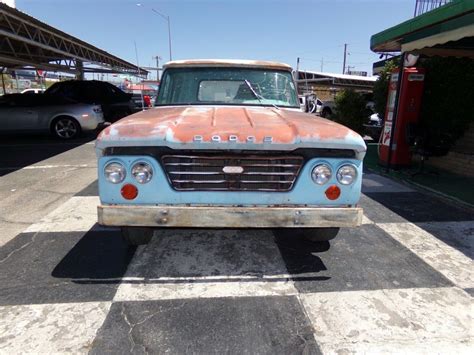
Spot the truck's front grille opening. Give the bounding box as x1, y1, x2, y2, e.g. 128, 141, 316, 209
162, 154, 304, 191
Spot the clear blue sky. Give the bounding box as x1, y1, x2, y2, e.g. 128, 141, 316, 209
16, 0, 414, 79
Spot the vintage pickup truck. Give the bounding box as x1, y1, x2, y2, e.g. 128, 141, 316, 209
96, 59, 366, 246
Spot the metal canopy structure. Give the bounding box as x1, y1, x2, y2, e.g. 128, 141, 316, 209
0, 3, 148, 76
370, 0, 474, 172
296, 71, 377, 91
371, 0, 474, 58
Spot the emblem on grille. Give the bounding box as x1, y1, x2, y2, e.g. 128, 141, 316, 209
222, 166, 244, 174
192, 135, 274, 143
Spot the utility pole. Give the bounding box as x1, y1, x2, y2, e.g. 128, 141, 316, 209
342, 43, 348, 74
1, 67, 6, 94
152, 55, 161, 80
295, 57, 300, 82
320, 57, 324, 72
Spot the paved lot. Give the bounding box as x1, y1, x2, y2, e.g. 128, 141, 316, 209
0, 135, 473, 354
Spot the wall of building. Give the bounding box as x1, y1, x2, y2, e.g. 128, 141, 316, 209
427, 123, 474, 177
297, 85, 338, 102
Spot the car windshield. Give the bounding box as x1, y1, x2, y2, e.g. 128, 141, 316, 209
156, 67, 299, 108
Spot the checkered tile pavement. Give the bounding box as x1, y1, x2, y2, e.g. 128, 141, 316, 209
0, 172, 472, 354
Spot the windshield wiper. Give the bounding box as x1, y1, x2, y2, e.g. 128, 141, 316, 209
244, 80, 279, 110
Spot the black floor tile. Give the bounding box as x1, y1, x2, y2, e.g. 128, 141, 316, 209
90, 296, 321, 355
75, 179, 98, 196
274, 224, 454, 293
362, 191, 474, 223
463, 288, 474, 297
0, 227, 135, 306
359, 194, 407, 223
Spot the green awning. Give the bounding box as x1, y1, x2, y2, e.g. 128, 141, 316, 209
371, 0, 474, 56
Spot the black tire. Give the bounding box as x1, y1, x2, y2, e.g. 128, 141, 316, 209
51, 116, 81, 139
321, 108, 332, 118
121, 227, 154, 246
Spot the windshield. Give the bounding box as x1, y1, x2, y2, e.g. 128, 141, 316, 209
156, 67, 299, 108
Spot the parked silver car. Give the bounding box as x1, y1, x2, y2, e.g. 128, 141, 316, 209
0, 94, 104, 139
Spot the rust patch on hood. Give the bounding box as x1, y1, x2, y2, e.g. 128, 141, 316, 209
98, 106, 361, 145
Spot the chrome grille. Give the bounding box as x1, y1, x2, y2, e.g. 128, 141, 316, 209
162, 155, 304, 191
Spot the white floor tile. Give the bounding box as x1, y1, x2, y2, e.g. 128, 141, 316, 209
300, 287, 473, 354
0, 301, 111, 354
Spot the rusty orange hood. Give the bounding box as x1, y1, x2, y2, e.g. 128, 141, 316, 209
96, 106, 366, 159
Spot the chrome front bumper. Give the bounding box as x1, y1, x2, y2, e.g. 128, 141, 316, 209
98, 205, 363, 228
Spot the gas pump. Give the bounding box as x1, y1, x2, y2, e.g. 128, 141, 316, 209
379, 67, 425, 167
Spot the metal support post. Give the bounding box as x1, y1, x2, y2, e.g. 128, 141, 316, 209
386, 52, 407, 172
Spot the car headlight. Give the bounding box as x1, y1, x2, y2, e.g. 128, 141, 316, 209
104, 162, 126, 184
132, 162, 153, 184
337, 164, 357, 185
311, 164, 332, 185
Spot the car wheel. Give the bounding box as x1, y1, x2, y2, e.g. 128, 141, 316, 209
51, 116, 80, 139
121, 227, 154, 246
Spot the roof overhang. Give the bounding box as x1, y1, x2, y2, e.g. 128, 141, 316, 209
371, 0, 474, 58
296, 71, 376, 91
0, 3, 148, 76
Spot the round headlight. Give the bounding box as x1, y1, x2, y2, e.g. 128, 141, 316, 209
337, 164, 357, 185
132, 162, 153, 184
311, 164, 332, 185
104, 162, 126, 184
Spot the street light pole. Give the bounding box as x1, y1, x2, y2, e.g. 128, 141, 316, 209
167, 15, 172, 61
152, 55, 161, 80
150, 8, 172, 61
137, 4, 172, 61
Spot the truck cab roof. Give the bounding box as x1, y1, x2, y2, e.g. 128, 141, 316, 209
163, 59, 292, 71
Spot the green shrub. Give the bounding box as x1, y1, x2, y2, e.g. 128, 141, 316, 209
333, 89, 369, 134
373, 59, 399, 116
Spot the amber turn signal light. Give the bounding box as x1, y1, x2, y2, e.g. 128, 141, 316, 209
325, 185, 341, 200
121, 183, 138, 200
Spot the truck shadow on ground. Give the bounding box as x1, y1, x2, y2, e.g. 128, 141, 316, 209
1, 221, 455, 306
49, 222, 455, 299
51, 226, 330, 285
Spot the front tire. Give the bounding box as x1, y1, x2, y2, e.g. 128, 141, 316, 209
51, 116, 81, 139
121, 227, 154, 246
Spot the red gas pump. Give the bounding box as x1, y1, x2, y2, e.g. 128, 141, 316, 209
379, 67, 425, 167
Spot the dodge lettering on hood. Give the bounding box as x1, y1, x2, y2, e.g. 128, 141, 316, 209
96, 59, 366, 246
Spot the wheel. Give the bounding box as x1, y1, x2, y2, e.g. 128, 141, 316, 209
321, 108, 332, 118
121, 227, 154, 246
301, 228, 340, 242
51, 116, 80, 139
